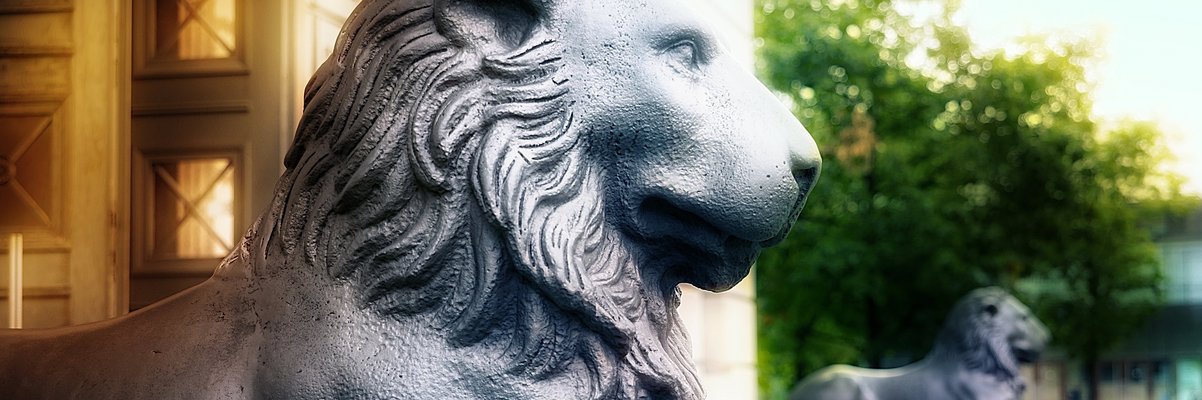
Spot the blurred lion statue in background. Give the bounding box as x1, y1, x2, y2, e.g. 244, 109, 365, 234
790, 287, 1050, 400
0, 0, 821, 399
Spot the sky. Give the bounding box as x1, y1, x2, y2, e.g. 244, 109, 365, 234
952, 0, 1202, 195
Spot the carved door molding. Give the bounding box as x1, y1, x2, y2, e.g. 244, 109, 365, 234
130, 0, 285, 309
0, 0, 129, 326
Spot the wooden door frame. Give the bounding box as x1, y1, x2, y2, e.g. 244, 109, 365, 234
69, 0, 132, 319
117, 0, 132, 318
125, 0, 294, 309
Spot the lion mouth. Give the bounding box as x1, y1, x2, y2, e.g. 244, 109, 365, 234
632, 196, 762, 292
1012, 346, 1041, 363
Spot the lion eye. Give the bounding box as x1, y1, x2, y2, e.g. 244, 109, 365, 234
663, 40, 701, 70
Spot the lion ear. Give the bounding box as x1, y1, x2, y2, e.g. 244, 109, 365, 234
433, 0, 554, 52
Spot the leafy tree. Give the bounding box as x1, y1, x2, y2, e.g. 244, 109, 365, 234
753, 0, 1198, 398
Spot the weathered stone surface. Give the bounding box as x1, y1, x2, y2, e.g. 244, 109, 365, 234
0, 0, 820, 398
789, 287, 1051, 400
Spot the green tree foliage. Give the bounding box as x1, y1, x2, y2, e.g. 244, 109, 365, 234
754, 0, 1198, 398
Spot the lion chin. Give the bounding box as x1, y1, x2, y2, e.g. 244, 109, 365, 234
789, 287, 1051, 400
0, 0, 820, 399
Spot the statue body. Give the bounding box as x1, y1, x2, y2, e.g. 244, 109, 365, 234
789, 287, 1050, 400
0, 0, 821, 398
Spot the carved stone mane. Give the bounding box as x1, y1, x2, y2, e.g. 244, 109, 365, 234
267, 2, 672, 396
932, 287, 1025, 381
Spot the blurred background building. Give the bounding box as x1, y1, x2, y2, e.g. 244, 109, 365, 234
1024, 209, 1202, 400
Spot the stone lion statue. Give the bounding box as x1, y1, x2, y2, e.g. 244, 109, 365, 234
789, 287, 1050, 400
0, 0, 821, 398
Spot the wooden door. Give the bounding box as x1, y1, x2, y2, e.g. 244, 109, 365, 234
0, 0, 127, 327
129, 0, 286, 308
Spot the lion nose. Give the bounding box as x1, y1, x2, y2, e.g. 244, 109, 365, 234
789, 123, 822, 205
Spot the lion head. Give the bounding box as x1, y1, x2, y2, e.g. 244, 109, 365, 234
257, 0, 820, 398
934, 287, 1051, 382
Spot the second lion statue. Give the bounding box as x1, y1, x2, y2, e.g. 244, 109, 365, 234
0, 0, 822, 399
789, 287, 1051, 400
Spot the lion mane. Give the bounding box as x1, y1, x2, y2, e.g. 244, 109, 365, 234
259, 2, 696, 398
932, 287, 1028, 383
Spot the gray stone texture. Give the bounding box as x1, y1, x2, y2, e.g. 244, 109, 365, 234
0, 0, 821, 399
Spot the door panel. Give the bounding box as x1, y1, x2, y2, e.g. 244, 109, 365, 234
0, 0, 126, 326
130, 0, 284, 309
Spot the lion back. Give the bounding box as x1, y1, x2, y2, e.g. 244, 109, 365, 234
789, 366, 878, 400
